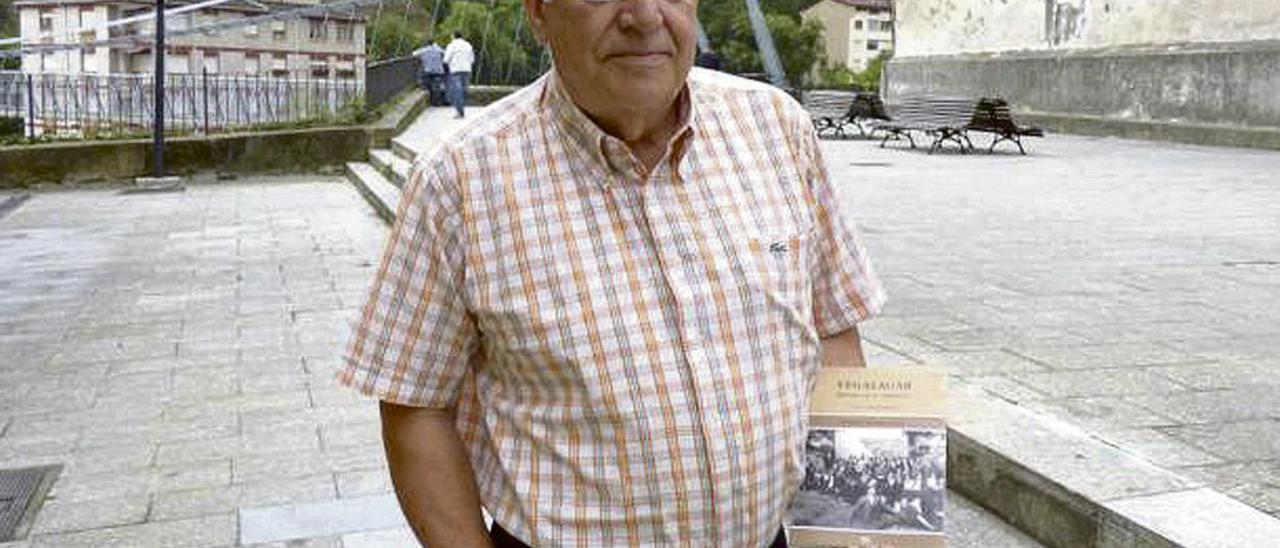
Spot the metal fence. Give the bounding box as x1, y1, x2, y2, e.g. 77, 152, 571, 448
365, 48, 552, 111
0, 71, 363, 139
365, 56, 418, 111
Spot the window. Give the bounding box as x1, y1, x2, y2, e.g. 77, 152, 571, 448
308, 20, 328, 41
335, 21, 354, 42
244, 24, 259, 37
335, 58, 355, 78
80, 49, 96, 73
272, 21, 287, 41
271, 53, 289, 75
880, 21, 894, 32
867, 41, 879, 51
39, 10, 55, 32
310, 55, 329, 78
204, 52, 220, 74
244, 52, 260, 74
854, 20, 863, 31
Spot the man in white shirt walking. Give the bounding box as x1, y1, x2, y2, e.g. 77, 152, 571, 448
443, 31, 475, 118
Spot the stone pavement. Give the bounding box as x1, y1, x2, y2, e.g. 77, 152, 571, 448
0, 176, 1042, 546
831, 135, 1280, 518
0, 178, 391, 547
393, 106, 473, 157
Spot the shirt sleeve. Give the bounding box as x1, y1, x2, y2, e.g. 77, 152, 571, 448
338, 150, 478, 408
788, 100, 887, 337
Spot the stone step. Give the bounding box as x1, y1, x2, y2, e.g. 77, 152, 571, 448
368, 149, 411, 188
947, 379, 1280, 548
391, 137, 416, 163
346, 162, 400, 225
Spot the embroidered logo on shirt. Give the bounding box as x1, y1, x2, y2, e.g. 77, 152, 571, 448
769, 241, 789, 255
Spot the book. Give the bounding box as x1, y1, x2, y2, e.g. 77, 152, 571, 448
788, 367, 948, 548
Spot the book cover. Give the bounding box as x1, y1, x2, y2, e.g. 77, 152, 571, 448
788, 367, 948, 548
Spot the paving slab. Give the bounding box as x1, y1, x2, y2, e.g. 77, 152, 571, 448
0, 177, 387, 546
391, 107, 473, 161
838, 134, 1280, 519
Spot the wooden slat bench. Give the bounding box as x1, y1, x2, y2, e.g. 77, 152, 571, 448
967, 98, 1046, 155
873, 96, 977, 154
802, 91, 895, 139
802, 90, 859, 139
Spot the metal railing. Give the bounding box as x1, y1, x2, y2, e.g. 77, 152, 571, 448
365, 56, 418, 111
365, 49, 552, 111
0, 70, 363, 140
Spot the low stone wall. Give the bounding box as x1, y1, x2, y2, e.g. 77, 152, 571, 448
886, 41, 1280, 148
0, 126, 371, 188
0, 84, 522, 188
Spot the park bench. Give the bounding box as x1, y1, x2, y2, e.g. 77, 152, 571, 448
873, 95, 977, 154
846, 93, 893, 137
803, 90, 859, 139
966, 98, 1046, 155
802, 90, 893, 139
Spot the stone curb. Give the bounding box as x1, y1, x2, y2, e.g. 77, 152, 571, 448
948, 382, 1280, 547
1019, 111, 1280, 153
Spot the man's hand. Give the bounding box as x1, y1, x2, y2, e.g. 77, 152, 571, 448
380, 401, 492, 548
820, 326, 868, 368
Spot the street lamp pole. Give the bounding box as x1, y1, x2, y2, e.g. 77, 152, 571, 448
742, 0, 786, 88
152, 0, 166, 177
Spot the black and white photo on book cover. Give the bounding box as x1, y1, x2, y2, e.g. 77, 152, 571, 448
787, 367, 948, 548
792, 426, 946, 533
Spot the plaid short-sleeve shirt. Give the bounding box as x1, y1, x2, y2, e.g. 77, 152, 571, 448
340, 68, 885, 547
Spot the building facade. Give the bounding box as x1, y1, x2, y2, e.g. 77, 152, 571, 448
887, 0, 1280, 129
801, 0, 893, 73
16, 0, 365, 79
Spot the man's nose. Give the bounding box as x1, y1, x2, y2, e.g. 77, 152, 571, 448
617, 0, 663, 32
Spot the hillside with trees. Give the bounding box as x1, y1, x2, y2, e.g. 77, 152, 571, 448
365, 0, 828, 88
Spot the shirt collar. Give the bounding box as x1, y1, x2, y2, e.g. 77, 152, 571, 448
542, 70, 697, 185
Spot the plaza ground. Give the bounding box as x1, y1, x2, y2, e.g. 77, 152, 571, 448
835, 133, 1280, 517
0, 168, 1039, 546
2, 114, 1278, 545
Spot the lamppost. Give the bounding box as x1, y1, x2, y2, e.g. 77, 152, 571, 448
742, 0, 786, 88
152, 0, 166, 178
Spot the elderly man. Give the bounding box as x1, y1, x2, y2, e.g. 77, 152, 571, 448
339, 0, 884, 546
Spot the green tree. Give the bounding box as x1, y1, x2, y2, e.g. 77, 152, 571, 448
698, 0, 824, 88
436, 0, 544, 85
818, 51, 891, 92
0, 0, 15, 37
366, 14, 425, 62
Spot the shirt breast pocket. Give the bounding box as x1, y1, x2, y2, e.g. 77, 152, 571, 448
738, 226, 817, 337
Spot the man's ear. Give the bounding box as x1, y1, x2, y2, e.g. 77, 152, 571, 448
522, 0, 549, 44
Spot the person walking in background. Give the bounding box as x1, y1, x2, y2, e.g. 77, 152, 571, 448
413, 39, 447, 106
443, 31, 475, 118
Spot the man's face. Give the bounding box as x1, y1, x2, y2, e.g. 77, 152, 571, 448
527, 0, 699, 116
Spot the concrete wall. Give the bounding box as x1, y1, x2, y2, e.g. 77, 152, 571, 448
0, 126, 371, 187
897, 0, 1280, 57
889, 43, 1280, 128
804, 1, 853, 72
888, 0, 1280, 135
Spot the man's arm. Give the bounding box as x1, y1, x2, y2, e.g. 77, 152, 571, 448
820, 326, 867, 369
380, 401, 491, 548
